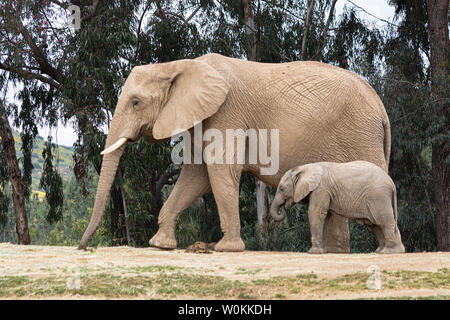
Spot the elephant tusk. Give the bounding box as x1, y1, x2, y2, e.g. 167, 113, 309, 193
101, 137, 127, 155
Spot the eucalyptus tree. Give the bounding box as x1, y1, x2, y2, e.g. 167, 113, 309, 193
0, 100, 30, 244
0, 0, 446, 251
0, 0, 140, 243
425, 0, 449, 251
385, 0, 449, 251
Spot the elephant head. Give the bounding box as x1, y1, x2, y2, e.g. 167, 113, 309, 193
270, 164, 323, 222
78, 59, 230, 249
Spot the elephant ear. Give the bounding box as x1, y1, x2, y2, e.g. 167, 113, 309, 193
292, 165, 323, 203
153, 59, 230, 140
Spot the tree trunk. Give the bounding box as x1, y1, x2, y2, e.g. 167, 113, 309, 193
110, 186, 125, 245
148, 167, 180, 234
243, 0, 269, 230
256, 179, 269, 230
301, 0, 315, 60
149, 179, 160, 234
0, 112, 31, 245
243, 0, 257, 61
148, 167, 162, 234
312, 0, 337, 60
426, 0, 449, 251
120, 184, 131, 246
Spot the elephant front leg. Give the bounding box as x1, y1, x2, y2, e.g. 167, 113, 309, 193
149, 164, 211, 249
308, 191, 330, 254
207, 164, 245, 252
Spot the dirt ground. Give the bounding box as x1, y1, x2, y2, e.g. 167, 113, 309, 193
0, 243, 449, 299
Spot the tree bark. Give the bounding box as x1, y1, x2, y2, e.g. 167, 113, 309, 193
312, 0, 337, 60
0, 112, 31, 245
118, 172, 131, 246
256, 180, 269, 231
148, 167, 180, 233
243, 0, 257, 61
426, 0, 449, 251
120, 186, 131, 246
110, 186, 124, 245
301, 0, 315, 60
243, 0, 269, 230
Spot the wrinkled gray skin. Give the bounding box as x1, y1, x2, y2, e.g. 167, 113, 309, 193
78, 53, 392, 252
271, 161, 405, 254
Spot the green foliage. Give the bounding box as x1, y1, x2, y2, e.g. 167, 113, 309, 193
239, 174, 311, 252
243, 207, 312, 252
349, 221, 378, 253
39, 137, 64, 224
0, 172, 109, 246
10, 129, 73, 191
176, 193, 222, 248
0, 0, 443, 252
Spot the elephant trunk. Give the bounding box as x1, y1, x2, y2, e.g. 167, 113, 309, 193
78, 130, 126, 250
270, 197, 287, 222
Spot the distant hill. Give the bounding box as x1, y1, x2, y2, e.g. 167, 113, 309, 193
12, 130, 74, 191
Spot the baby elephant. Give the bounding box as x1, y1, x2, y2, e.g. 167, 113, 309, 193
271, 161, 405, 254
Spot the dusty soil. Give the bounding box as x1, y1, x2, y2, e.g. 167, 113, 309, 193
0, 243, 449, 299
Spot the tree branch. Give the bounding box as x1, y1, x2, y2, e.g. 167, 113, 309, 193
15, 18, 60, 81
49, 0, 69, 9
57, 46, 69, 75
82, 0, 101, 22
155, 169, 180, 192
183, 5, 202, 26
301, 0, 315, 60
41, 6, 63, 43
261, 0, 305, 22
243, 0, 257, 61
312, 0, 337, 60
49, 0, 101, 23
0, 62, 60, 89
346, 0, 400, 28
134, 2, 153, 62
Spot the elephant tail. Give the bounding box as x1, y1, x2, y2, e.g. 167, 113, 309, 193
392, 184, 398, 232
382, 114, 391, 170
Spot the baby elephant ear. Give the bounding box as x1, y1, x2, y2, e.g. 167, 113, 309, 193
153, 59, 230, 140
292, 164, 323, 203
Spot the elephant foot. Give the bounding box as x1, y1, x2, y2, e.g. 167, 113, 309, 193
378, 244, 405, 254
308, 246, 326, 254
375, 246, 384, 253
149, 230, 177, 250
214, 236, 245, 252
323, 245, 347, 253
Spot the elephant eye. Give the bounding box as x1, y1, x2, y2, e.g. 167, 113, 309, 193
131, 99, 139, 107
280, 186, 285, 192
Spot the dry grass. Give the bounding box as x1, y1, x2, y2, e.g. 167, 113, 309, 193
0, 266, 448, 299
1, 244, 449, 299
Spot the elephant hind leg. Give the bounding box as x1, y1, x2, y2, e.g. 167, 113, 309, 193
379, 225, 405, 254
377, 208, 405, 254
370, 225, 385, 253
150, 164, 211, 249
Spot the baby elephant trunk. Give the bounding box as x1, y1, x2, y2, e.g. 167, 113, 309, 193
270, 197, 287, 222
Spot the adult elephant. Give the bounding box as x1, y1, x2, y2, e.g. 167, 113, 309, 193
78, 53, 391, 252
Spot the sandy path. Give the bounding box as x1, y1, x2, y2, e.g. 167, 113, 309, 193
1, 243, 449, 280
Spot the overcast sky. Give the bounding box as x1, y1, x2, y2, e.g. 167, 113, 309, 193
13, 0, 396, 147
336, 0, 396, 26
